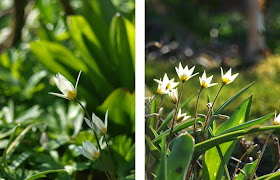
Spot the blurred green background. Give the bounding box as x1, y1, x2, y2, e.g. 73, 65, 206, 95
0, 0, 135, 179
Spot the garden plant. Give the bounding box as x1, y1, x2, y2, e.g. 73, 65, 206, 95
145, 62, 280, 180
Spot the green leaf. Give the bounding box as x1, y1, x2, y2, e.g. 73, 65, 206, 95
25, 169, 66, 180
166, 133, 194, 180
214, 82, 255, 115
98, 89, 135, 134
235, 160, 257, 180
156, 136, 167, 180
255, 171, 280, 180
194, 125, 280, 158
153, 118, 204, 145
109, 14, 135, 92
157, 92, 197, 133
203, 96, 253, 180
220, 113, 274, 135
146, 135, 160, 159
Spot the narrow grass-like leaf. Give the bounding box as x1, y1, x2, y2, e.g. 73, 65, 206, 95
157, 92, 197, 133
153, 118, 203, 145
254, 171, 280, 180
156, 136, 167, 180
0, 124, 21, 165
166, 133, 194, 180
25, 169, 66, 180
146, 135, 160, 159
195, 125, 280, 158
220, 113, 274, 135
214, 82, 255, 115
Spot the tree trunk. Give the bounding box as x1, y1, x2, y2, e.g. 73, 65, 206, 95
246, 0, 266, 64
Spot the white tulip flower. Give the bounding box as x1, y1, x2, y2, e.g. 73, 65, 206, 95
78, 139, 101, 161
49, 70, 82, 100
169, 88, 178, 104
85, 110, 109, 136
175, 63, 199, 82
176, 108, 191, 122
274, 111, 280, 125
199, 71, 218, 88
221, 67, 239, 84
154, 73, 179, 95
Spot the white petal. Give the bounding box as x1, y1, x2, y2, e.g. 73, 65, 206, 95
105, 109, 109, 127
75, 70, 82, 93
220, 67, 224, 78
84, 117, 93, 129
48, 92, 70, 100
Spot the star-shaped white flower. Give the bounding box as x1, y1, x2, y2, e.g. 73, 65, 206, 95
176, 108, 191, 122
85, 110, 109, 136
220, 67, 239, 84
175, 63, 199, 82
78, 139, 101, 161
274, 111, 280, 125
154, 73, 179, 95
199, 71, 218, 88
169, 88, 178, 104
49, 70, 82, 100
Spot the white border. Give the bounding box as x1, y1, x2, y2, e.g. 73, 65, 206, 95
135, 0, 145, 179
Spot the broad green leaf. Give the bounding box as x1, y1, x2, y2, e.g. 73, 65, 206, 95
194, 125, 280, 158
235, 160, 257, 180
109, 14, 135, 92
156, 136, 167, 180
166, 133, 194, 180
25, 169, 66, 180
67, 15, 102, 72
98, 89, 135, 134
203, 96, 252, 180
150, 98, 157, 128
124, 17, 135, 67
215, 95, 253, 135
214, 82, 255, 115
157, 92, 197, 133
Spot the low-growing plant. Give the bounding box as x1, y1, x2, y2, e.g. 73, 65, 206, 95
145, 62, 280, 179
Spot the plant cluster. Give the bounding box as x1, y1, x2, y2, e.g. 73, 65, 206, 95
145, 62, 280, 179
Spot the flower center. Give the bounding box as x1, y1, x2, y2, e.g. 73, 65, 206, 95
166, 84, 171, 90
102, 127, 107, 134
223, 78, 230, 84
201, 81, 208, 88
67, 90, 76, 100
94, 151, 100, 159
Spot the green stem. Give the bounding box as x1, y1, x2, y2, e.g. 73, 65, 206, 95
193, 87, 203, 140
155, 95, 164, 130
166, 82, 185, 149
104, 135, 116, 180
200, 83, 224, 141
75, 98, 112, 180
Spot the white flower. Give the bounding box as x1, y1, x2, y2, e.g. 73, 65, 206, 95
169, 88, 178, 104
199, 71, 218, 88
220, 67, 239, 84
78, 139, 102, 161
85, 110, 109, 136
175, 63, 199, 82
176, 108, 191, 122
154, 73, 179, 95
274, 111, 280, 125
49, 70, 82, 100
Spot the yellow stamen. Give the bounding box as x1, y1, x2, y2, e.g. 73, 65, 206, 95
201, 81, 208, 88
180, 75, 189, 82
67, 90, 76, 100
223, 78, 230, 84
102, 127, 107, 134
166, 84, 171, 90
94, 151, 99, 159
